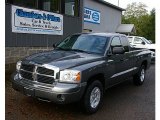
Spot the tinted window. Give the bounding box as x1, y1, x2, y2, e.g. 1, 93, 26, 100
57, 35, 109, 55
111, 37, 121, 46
121, 36, 130, 52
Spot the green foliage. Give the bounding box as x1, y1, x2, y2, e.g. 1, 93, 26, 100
122, 2, 155, 43
124, 2, 148, 18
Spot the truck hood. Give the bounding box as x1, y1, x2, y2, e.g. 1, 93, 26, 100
146, 44, 155, 50
23, 50, 103, 70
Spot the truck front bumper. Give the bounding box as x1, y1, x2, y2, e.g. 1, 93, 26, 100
12, 72, 86, 104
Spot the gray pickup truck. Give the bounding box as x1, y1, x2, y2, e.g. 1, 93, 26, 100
12, 33, 151, 114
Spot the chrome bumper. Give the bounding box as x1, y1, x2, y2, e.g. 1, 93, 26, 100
11, 72, 86, 104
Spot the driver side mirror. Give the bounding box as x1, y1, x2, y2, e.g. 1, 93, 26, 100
141, 41, 146, 45
112, 46, 125, 54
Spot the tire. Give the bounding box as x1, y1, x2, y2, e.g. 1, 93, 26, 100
82, 80, 103, 114
133, 65, 146, 86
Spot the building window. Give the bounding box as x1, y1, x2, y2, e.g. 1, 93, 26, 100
61, 0, 79, 16
7, 0, 37, 9
6, 0, 80, 17
38, 0, 60, 13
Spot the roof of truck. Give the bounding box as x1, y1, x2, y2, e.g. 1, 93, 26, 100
76, 32, 126, 37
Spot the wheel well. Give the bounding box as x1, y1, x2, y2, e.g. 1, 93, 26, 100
141, 60, 148, 69
87, 73, 105, 89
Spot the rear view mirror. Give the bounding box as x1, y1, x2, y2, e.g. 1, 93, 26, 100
112, 46, 125, 54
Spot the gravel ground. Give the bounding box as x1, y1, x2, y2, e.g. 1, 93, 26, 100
5, 65, 155, 120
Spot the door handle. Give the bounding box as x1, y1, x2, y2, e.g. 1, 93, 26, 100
120, 58, 128, 61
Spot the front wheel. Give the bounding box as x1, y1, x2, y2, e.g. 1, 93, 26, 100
82, 80, 103, 114
133, 65, 146, 86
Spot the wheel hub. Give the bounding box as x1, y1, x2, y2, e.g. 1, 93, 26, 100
90, 87, 101, 108
140, 69, 145, 82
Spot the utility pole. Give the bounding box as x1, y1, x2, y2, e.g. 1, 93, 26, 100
118, 0, 119, 6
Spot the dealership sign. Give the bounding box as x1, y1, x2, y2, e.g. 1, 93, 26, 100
12, 5, 63, 35
84, 7, 100, 24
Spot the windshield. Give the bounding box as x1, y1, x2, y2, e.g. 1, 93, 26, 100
142, 37, 152, 44
56, 34, 109, 55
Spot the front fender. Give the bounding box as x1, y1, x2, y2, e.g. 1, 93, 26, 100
70, 60, 107, 83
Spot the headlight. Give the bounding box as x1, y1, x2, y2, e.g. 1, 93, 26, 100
16, 61, 22, 71
59, 70, 81, 83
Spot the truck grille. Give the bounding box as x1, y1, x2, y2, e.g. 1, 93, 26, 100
37, 75, 54, 84
37, 67, 54, 76
21, 64, 34, 72
20, 70, 33, 81
19, 63, 55, 84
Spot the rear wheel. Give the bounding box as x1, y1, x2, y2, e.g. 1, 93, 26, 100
82, 80, 103, 114
133, 65, 146, 86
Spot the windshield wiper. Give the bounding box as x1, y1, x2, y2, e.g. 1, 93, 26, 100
56, 47, 93, 54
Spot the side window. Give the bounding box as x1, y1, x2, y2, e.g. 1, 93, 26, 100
121, 36, 130, 52
111, 37, 121, 46
110, 37, 121, 54
134, 37, 143, 44
127, 37, 133, 43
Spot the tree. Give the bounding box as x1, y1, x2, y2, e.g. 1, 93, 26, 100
122, 2, 155, 43
124, 2, 148, 18
149, 8, 155, 43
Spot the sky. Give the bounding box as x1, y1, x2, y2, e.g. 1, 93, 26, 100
104, 0, 156, 12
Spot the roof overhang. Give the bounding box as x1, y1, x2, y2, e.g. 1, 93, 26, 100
116, 24, 136, 34
94, 0, 125, 11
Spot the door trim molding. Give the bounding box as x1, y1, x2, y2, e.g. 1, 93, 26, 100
111, 67, 138, 78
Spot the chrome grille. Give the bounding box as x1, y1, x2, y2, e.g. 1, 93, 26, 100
20, 70, 33, 81
21, 64, 34, 72
37, 75, 54, 84
19, 63, 55, 84
37, 67, 54, 76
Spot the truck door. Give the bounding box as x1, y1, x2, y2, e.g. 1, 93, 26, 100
107, 36, 134, 86
120, 36, 135, 78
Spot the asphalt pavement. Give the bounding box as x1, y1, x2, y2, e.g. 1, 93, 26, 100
5, 65, 155, 120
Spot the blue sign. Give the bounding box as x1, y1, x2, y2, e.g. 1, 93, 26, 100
92, 12, 99, 21
84, 7, 100, 24
15, 9, 61, 22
